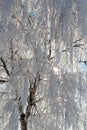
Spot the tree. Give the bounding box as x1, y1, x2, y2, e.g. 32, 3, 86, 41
0, 0, 87, 130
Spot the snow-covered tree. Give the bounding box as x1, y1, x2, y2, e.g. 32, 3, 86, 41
0, 0, 87, 130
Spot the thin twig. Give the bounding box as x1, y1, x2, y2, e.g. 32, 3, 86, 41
73, 38, 82, 43
11, 15, 27, 32
62, 43, 85, 52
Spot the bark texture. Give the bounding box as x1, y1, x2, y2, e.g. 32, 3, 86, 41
18, 73, 40, 130
20, 113, 27, 130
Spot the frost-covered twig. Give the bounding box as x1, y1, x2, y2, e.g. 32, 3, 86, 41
11, 14, 27, 32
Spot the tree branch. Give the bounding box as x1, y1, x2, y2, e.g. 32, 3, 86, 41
62, 38, 85, 52
11, 15, 27, 32
0, 57, 10, 76
62, 43, 85, 52
25, 72, 40, 121
0, 79, 8, 83
73, 38, 82, 43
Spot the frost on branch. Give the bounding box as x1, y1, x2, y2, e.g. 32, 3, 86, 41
0, 0, 87, 130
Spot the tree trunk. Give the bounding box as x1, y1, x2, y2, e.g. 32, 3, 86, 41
20, 119, 27, 130
20, 113, 27, 130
